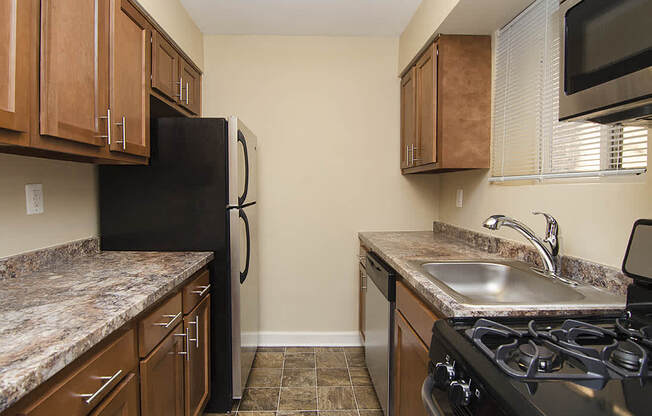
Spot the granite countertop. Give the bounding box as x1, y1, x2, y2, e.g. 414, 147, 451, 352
0, 250, 213, 412
359, 231, 626, 318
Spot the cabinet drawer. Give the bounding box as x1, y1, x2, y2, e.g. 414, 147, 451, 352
18, 329, 137, 416
396, 280, 439, 345
182, 268, 210, 315
89, 372, 140, 416
139, 292, 183, 357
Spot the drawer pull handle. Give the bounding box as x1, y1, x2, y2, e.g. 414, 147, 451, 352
189, 314, 199, 348
174, 328, 191, 361
153, 311, 182, 328
191, 284, 211, 297
79, 369, 123, 405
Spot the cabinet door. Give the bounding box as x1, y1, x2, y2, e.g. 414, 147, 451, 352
89, 372, 140, 416
416, 42, 437, 166
140, 323, 185, 416
179, 59, 200, 115
184, 294, 210, 416
151, 31, 180, 101
110, 0, 150, 157
40, 0, 109, 146
394, 311, 429, 416
400, 66, 417, 169
0, 0, 29, 134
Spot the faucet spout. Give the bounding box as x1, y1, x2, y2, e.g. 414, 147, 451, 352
482, 213, 560, 276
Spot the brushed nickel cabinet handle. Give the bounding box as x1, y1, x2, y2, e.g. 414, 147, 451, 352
185, 82, 189, 105
174, 328, 190, 361
176, 77, 183, 100
96, 108, 111, 145
79, 369, 123, 405
191, 284, 211, 297
115, 116, 126, 150
189, 314, 199, 348
153, 311, 181, 328
406, 144, 409, 166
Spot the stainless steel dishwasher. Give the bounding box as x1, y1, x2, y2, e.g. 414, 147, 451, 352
364, 252, 396, 416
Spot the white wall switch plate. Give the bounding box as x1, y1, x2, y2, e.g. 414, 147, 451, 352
25, 184, 44, 215
456, 188, 463, 208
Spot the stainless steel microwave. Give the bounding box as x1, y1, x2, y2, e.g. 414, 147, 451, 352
559, 0, 652, 125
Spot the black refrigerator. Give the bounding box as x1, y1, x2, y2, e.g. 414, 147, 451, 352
99, 116, 259, 412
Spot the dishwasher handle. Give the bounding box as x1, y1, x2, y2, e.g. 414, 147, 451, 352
422, 373, 444, 416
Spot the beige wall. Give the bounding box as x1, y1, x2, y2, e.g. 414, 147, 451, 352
137, 0, 204, 69
0, 154, 98, 258
203, 35, 440, 337
398, 0, 458, 74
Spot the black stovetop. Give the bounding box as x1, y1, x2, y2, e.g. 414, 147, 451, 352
440, 312, 652, 416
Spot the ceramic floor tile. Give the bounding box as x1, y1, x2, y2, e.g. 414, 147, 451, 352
317, 386, 357, 410
284, 353, 316, 369
238, 388, 280, 411
286, 347, 315, 354
276, 412, 318, 416
316, 352, 347, 368
353, 387, 381, 409
358, 411, 384, 416
247, 368, 283, 387
235, 413, 276, 416
318, 411, 358, 416
282, 368, 316, 387
278, 388, 318, 410
343, 347, 365, 354
345, 352, 366, 368
252, 352, 285, 368
314, 347, 344, 353
316, 368, 351, 386
348, 367, 372, 386
257, 347, 285, 352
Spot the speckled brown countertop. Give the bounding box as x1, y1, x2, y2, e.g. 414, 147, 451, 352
0, 250, 213, 412
359, 231, 626, 319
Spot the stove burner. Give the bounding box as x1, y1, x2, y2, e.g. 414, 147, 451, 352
517, 343, 561, 373
611, 342, 643, 371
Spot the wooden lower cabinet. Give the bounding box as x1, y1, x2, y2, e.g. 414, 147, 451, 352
139, 322, 186, 416
394, 311, 430, 416
184, 295, 211, 416
89, 373, 140, 416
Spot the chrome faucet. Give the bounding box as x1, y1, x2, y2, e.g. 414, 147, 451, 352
483, 212, 564, 279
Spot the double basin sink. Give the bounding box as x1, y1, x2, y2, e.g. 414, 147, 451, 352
419, 260, 622, 306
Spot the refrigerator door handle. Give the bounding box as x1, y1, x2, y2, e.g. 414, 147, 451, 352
239, 208, 251, 284
237, 130, 250, 206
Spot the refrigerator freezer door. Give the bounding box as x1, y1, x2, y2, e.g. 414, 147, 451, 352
228, 116, 257, 207
230, 204, 259, 398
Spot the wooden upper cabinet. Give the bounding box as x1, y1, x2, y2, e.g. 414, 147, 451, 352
140, 323, 185, 416
40, 0, 109, 147
152, 31, 180, 101
415, 42, 437, 166
179, 59, 200, 115
110, 0, 150, 157
400, 35, 491, 174
400, 67, 417, 169
184, 295, 211, 416
0, 0, 29, 134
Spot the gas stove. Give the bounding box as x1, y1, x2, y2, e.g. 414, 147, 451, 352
422, 220, 652, 416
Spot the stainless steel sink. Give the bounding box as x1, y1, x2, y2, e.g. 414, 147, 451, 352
419, 260, 621, 306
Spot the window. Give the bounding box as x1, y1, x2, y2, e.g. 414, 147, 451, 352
490, 0, 648, 182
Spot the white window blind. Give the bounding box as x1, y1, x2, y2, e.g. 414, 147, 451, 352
490, 0, 648, 182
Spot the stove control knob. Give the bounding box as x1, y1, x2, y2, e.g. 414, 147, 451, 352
448, 381, 472, 407
434, 362, 455, 387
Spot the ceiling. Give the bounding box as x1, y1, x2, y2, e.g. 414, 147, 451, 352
180, 0, 422, 36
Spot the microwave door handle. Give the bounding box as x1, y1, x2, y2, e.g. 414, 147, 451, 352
422, 374, 444, 416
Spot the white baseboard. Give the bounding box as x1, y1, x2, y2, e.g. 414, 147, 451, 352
258, 331, 363, 347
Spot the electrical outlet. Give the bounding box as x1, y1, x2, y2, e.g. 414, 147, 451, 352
25, 184, 44, 215
456, 188, 463, 208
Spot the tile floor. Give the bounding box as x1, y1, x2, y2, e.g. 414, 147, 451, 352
205, 346, 383, 416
